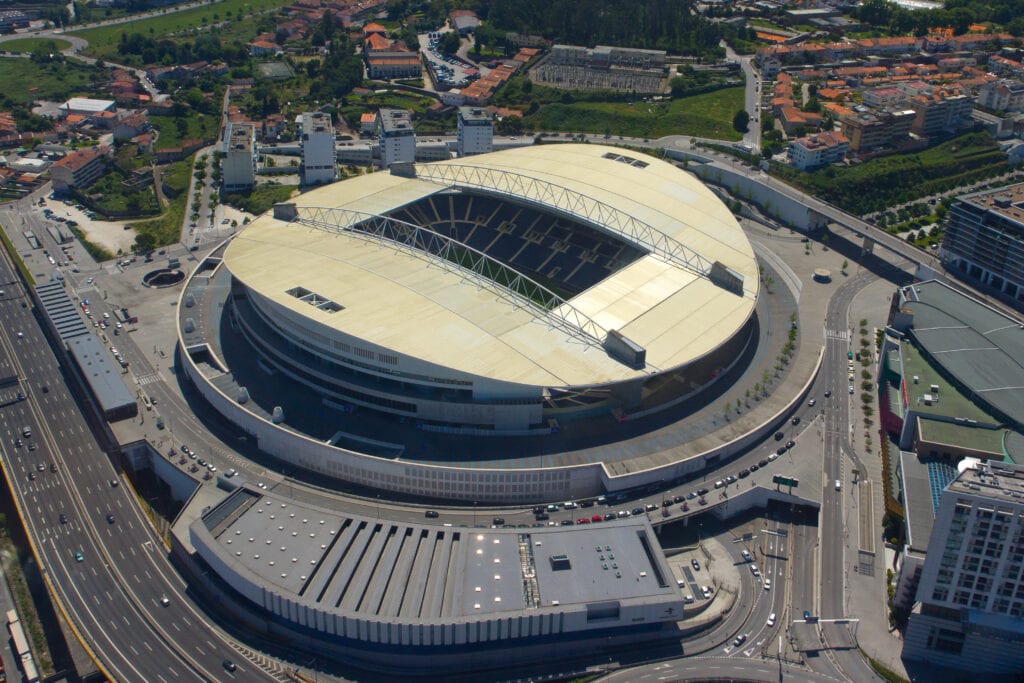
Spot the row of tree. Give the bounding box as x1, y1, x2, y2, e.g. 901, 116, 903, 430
854, 0, 1024, 37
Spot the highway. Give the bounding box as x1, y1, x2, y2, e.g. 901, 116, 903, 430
0, 227, 279, 682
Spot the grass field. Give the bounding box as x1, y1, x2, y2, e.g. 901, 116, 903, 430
69, 0, 290, 56
149, 113, 220, 150
0, 38, 72, 53
526, 87, 745, 140
0, 58, 98, 105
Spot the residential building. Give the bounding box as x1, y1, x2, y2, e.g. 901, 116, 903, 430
449, 9, 479, 35
787, 131, 849, 170
456, 106, 492, 157
363, 24, 421, 80
376, 108, 415, 169
940, 182, 1024, 303
840, 109, 915, 153
49, 146, 108, 193
976, 79, 1024, 113
300, 111, 336, 185
777, 106, 823, 136
248, 40, 281, 57
902, 460, 1024, 675
909, 88, 974, 137
359, 112, 377, 135
223, 122, 258, 192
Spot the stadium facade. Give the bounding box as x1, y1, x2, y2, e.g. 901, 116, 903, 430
178, 145, 762, 501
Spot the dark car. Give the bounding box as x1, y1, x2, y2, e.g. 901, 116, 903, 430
776, 446, 787, 455
774, 431, 784, 440
662, 499, 672, 508
532, 506, 545, 515
59, 513, 67, 524
632, 507, 644, 516
749, 464, 759, 472
560, 519, 573, 526
786, 440, 795, 449
424, 510, 439, 518
758, 458, 769, 467
791, 416, 801, 426
535, 513, 549, 521
603, 513, 616, 521
49, 463, 56, 473
738, 469, 750, 478
697, 488, 709, 496
691, 558, 700, 571
223, 659, 237, 672
106, 514, 115, 524
492, 517, 505, 526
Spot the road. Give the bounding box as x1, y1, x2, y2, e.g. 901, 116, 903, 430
0, 221, 280, 682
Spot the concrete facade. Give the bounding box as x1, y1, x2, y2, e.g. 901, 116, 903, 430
300, 112, 336, 185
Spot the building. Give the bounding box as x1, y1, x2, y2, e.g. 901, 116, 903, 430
376, 108, 415, 168
549, 45, 666, 70
359, 112, 377, 135
976, 78, 1024, 113
223, 122, 258, 192
176, 144, 759, 503
448, 9, 480, 35
112, 112, 150, 141
59, 98, 116, 118
49, 147, 108, 193
901, 460, 1024, 675
787, 131, 849, 170
840, 109, 915, 154
940, 183, 1024, 303
909, 89, 974, 138
456, 106, 492, 157
363, 24, 421, 80
300, 111, 336, 185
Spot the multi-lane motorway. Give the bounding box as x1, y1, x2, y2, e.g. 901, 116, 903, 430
0, 234, 279, 682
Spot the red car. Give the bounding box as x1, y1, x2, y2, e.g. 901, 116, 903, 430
575, 517, 590, 524
591, 514, 603, 523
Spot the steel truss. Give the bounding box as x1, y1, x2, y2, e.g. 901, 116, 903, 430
415, 163, 715, 280
293, 206, 610, 350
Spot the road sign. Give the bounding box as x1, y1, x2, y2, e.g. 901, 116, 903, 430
773, 475, 799, 487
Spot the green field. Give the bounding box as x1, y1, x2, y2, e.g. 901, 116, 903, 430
69, 0, 290, 56
526, 87, 745, 140
0, 57, 99, 105
223, 183, 295, 215
149, 113, 220, 150
0, 38, 72, 53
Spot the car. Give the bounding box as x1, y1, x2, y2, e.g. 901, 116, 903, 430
662, 499, 672, 508
849, 385, 855, 394
534, 512, 549, 521
546, 504, 560, 512
807, 398, 816, 407
725, 475, 737, 485
733, 634, 747, 647
225, 468, 237, 478
750, 564, 760, 576
560, 519, 573, 526
207, 464, 217, 473
35, 462, 44, 472
791, 416, 801, 425
691, 558, 700, 571
74, 551, 84, 562
764, 578, 772, 591
603, 513, 616, 521
16, 391, 24, 401
767, 612, 776, 627
27, 442, 36, 452
835, 479, 842, 491
41, 385, 48, 393
106, 514, 115, 524
222, 659, 237, 672
714, 480, 725, 489
786, 440, 795, 449
749, 464, 759, 472
701, 585, 711, 599
197, 458, 207, 467
591, 514, 603, 523
738, 469, 749, 478
740, 549, 751, 561
824, 390, 832, 398
160, 597, 170, 607
575, 518, 590, 524
673, 495, 684, 504
424, 510, 439, 518
774, 431, 784, 440
617, 510, 630, 518
758, 458, 769, 467
645, 503, 658, 512
697, 488, 709, 496
492, 517, 505, 526
632, 507, 644, 516
768, 452, 779, 462
109, 479, 119, 487
686, 491, 698, 500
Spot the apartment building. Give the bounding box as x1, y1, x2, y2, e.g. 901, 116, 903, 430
787, 131, 849, 170
300, 111, 336, 185
49, 146, 108, 194
840, 109, 915, 153
223, 122, 257, 192
456, 106, 493, 157
376, 108, 415, 169
902, 460, 1024, 675
976, 78, 1024, 113
909, 89, 974, 137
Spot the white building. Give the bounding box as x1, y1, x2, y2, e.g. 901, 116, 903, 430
457, 106, 493, 157
376, 108, 416, 169
902, 460, 1024, 675
59, 97, 116, 118
787, 131, 849, 171
222, 122, 257, 192
976, 78, 1024, 113
300, 111, 336, 185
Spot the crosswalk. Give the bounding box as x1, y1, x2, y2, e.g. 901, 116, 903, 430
136, 372, 163, 386
825, 328, 849, 341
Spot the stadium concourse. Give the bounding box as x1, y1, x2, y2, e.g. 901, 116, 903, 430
178, 144, 767, 503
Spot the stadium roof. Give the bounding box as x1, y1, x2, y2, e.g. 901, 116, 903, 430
224, 144, 758, 387
902, 280, 1024, 430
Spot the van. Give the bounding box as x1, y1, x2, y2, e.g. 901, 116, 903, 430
22, 426, 31, 438
563, 501, 577, 510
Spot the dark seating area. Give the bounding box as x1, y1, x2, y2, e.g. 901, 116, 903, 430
387, 192, 645, 296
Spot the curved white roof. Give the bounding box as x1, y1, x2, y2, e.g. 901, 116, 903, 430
224, 144, 758, 387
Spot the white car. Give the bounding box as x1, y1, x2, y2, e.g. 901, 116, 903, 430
767, 612, 776, 627
763, 578, 772, 591
849, 385, 855, 394
835, 479, 842, 491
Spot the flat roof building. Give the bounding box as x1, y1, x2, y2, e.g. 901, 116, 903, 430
941, 182, 1024, 306
59, 98, 116, 118
223, 122, 257, 192
457, 106, 492, 157
376, 108, 415, 168
300, 111, 336, 185
902, 460, 1024, 675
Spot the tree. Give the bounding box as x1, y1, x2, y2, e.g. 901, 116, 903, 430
437, 31, 461, 55
732, 109, 750, 133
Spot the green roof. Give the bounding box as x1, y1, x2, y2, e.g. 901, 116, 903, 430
917, 418, 1006, 456
899, 342, 992, 423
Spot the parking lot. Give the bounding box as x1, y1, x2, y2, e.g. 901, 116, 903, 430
419, 31, 483, 90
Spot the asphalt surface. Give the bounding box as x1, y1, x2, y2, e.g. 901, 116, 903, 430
0, 204, 279, 682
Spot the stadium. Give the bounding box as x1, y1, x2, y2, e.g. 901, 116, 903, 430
178, 144, 762, 502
